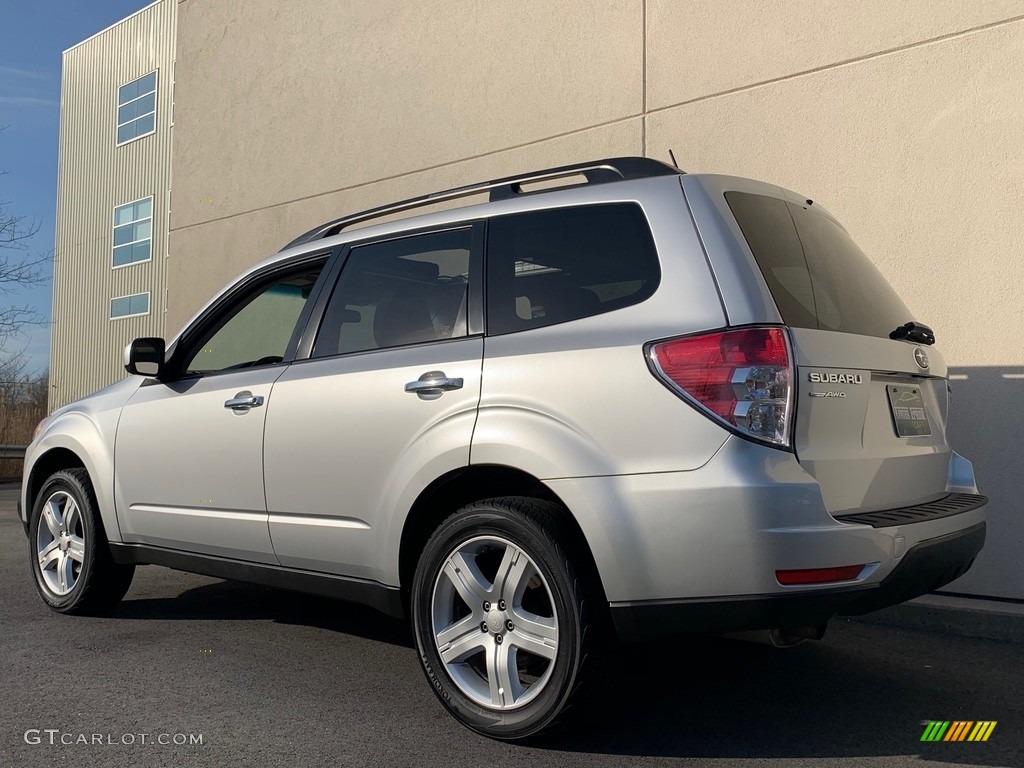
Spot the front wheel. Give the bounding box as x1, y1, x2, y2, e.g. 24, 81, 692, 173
411, 497, 600, 740
29, 468, 135, 614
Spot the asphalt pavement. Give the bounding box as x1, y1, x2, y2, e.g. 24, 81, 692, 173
1, 483, 1020, 768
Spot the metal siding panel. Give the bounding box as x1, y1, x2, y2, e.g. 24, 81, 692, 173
52, 0, 176, 409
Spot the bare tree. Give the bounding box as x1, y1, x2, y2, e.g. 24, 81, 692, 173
0, 126, 52, 462
0, 355, 48, 476
0, 126, 51, 359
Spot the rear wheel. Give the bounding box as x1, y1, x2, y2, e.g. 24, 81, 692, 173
411, 497, 599, 740
29, 469, 135, 614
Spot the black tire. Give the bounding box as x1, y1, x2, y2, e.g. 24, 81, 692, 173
411, 496, 601, 740
28, 468, 135, 615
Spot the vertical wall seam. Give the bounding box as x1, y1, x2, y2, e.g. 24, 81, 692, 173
641, 0, 647, 156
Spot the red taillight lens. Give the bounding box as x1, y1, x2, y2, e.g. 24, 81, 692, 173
649, 327, 793, 447
776, 564, 866, 585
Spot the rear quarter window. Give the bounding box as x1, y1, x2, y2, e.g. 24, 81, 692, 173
486, 203, 659, 335
725, 191, 912, 339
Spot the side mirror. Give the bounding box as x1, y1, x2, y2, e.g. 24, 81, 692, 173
124, 337, 166, 377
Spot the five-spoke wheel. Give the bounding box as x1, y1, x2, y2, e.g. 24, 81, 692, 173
35, 491, 86, 595
412, 497, 600, 740
29, 468, 135, 614
431, 535, 559, 710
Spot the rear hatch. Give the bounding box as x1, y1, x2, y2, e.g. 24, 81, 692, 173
723, 190, 950, 515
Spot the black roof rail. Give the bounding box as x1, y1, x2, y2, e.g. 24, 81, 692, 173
279, 156, 681, 252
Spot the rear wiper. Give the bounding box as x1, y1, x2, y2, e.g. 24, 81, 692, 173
889, 321, 935, 345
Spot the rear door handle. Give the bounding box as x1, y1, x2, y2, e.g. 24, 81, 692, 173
405, 371, 464, 398
224, 391, 265, 411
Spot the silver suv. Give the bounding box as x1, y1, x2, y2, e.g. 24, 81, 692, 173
22, 157, 986, 739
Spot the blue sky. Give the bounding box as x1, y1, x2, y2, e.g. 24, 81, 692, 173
0, 0, 152, 374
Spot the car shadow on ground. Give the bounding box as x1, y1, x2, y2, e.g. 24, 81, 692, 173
111, 577, 414, 647
537, 634, 1016, 766
111, 578, 1018, 766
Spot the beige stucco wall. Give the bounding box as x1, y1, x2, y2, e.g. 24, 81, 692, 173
169, 0, 644, 316
168, 0, 1024, 599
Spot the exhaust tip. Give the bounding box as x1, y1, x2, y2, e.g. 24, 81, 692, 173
719, 623, 828, 648
768, 623, 828, 648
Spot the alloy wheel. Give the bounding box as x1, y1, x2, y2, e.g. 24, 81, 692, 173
35, 491, 86, 596
430, 535, 558, 710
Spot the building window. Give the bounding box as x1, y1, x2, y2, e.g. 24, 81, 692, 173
116, 71, 157, 145
110, 292, 150, 319
112, 197, 153, 268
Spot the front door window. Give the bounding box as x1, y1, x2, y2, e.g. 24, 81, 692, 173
186, 265, 323, 374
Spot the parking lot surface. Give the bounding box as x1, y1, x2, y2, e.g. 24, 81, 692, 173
1, 484, 1020, 768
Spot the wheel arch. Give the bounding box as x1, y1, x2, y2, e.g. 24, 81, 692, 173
26, 447, 86, 514
397, 464, 608, 610
24, 424, 120, 543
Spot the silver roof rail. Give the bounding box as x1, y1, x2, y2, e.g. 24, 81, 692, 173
279, 156, 681, 251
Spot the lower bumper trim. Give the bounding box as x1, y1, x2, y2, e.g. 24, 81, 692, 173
610, 522, 986, 642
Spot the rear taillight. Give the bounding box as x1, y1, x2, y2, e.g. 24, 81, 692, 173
648, 326, 793, 448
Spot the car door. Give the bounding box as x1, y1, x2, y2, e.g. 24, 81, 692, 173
263, 225, 483, 582
114, 254, 332, 563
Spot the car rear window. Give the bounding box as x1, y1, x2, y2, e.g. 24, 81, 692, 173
725, 191, 912, 339
486, 203, 659, 335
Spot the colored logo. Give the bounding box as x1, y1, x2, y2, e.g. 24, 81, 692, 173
920, 720, 997, 742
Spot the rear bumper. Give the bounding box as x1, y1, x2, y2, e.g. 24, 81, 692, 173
610, 521, 986, 641
544, 437, 987, 641
839, 521, 985, 615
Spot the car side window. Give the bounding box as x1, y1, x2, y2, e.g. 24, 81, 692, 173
184, 263, 325, 374
312, 229, 472, 357
485, 203, 660, 335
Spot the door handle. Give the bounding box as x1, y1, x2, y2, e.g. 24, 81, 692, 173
405, 371, 464, 398
224, 391, 265, 411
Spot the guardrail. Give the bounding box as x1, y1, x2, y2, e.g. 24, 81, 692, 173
0, 445, 27, 459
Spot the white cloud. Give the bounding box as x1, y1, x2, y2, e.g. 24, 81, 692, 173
0, 95, 58, 107
0, 66, 47, 81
